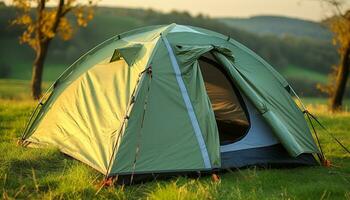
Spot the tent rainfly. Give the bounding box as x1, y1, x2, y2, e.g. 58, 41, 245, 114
21, 24, 321, 182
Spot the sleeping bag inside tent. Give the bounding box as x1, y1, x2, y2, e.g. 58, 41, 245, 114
21, 24, 320, 180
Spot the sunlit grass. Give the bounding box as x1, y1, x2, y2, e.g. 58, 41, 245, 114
0, 79, 51, 100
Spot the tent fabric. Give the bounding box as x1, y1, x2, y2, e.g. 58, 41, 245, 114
110, 44, 145, 65
25, 59, 146, 174
212, 52, 318, 156
195, 49, 280, 152
24, 31, 161, 141
109, 38, 221, 175
166, 28, 318, 156
170, 38, 318, 156
220, 94, 279, 152
24, 30, 162, 174
22, 24, 320, 177
163, 36, 212, 169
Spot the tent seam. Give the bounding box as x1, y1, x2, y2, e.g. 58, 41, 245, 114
106, 36, 163, 176
162, 35, 211, 169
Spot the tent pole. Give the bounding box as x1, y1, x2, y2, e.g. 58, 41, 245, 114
289, 86, 307, 112
130, 66, 153, 185
103, 66, 151, 181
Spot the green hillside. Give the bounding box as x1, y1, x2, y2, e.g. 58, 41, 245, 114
218, 15, 332, 40
0, 5, 345, 96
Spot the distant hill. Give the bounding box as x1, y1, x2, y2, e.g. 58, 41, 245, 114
0, 5, 343, 96
218, 16, 332, 40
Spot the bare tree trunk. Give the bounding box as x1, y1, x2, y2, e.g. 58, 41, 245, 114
31, 0, 64, 100
31, 41, 50, 100
330, 45, 350, 111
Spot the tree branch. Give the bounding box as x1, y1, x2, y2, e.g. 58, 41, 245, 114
36, 0, 46, 47
50, 0, 65, 38
322, 0, 346, 18
60, 6, 73, 18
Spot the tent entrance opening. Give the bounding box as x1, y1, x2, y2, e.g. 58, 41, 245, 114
198, 52, 250, 145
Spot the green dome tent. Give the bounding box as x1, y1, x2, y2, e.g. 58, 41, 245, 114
21, 24, 320, 181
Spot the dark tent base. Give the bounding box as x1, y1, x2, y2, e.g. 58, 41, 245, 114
111, 144, 318, 185
221, 144, 318, 169
112, 171, 213, 185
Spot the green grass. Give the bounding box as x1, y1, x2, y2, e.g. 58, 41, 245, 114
0, 79, 349, 199
0, 79, 51, 100
303, 97, 350, 106
7, 61, 66, 82
282, 65, 329, 84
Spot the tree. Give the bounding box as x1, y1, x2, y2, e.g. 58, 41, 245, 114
329, 10, 350, 111
317, 0, 350, 111
12, 0, 95, 99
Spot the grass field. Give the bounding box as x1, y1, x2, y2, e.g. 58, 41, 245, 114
0, 79, 349, 199
281, 65, 329, 84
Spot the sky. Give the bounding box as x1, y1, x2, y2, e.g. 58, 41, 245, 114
3, 0, 349, 21
96, 0, 341, 21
